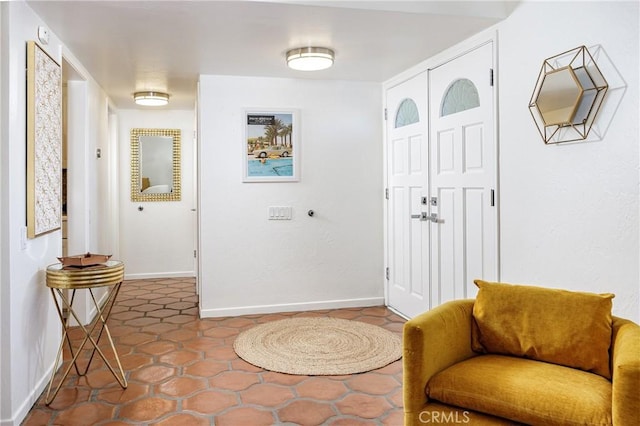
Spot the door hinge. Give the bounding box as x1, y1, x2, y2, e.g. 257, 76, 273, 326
193, 250, 197, 258
489, 68, 494, 87
384, 108, 388, 120
385, 267, 390, 280
385, 188, 389, 200
490, 189, 495, 207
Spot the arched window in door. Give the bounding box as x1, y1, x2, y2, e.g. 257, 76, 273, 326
441, 78, 480, 116
395, 98, 419, 128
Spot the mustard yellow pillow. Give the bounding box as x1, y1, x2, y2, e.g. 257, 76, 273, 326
471, 280, 614, 379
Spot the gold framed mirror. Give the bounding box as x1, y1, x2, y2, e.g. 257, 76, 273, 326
130, 128, 181, 201
528, 46, 608, 144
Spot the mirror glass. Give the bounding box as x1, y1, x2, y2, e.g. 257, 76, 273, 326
130, 128, 181, 201
535, 67, 582, 126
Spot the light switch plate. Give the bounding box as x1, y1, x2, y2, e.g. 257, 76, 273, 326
20, 227, 27, 250
268, 206, 292, 220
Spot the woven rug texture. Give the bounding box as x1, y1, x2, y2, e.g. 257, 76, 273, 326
233, 316, 402, 375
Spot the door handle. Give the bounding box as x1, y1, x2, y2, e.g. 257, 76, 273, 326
411, 212, 438, 222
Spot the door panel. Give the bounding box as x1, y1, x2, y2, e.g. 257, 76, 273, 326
464, 187, 486, 296
410, 136, 423, 173
429, 42, 497, 305
391, 186, 406, 288
437, 129, 455, 173
464, 123, 484, 171
409, 185, 425, 299
386, 72, 429, 318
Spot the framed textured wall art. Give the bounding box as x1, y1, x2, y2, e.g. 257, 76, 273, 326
26, 41, 62, 238
243, 109, 300, 182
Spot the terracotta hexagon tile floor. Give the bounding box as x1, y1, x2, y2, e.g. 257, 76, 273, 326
22, 277, 406, 425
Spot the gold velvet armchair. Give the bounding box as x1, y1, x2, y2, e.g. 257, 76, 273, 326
403, 281, 640, 425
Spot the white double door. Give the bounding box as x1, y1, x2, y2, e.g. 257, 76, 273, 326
386, 42, 498, 318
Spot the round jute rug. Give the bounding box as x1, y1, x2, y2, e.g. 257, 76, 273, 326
233, 317, 402, 375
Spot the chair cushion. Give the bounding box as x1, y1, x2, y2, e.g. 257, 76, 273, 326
471, 280, 614, 378
427, 355, 612, 425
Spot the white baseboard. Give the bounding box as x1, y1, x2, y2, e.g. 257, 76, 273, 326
6, 360, 57, 426
124, 271, 195, 280
199, 296, 385, 318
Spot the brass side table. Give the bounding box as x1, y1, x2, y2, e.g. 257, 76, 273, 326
45, 260, 127, 405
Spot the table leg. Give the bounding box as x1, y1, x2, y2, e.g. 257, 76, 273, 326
45, 283, 127, 405
44, 289, 81, 404
82, 283, 127, 383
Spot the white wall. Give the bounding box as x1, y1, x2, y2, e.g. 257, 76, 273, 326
498, 1, 639, 321
62, 52, 115, 325
198, 76, 383, 317
0, 3, 112, 424
0, 4, 64, 424
0, 3, 64, 424
118, 109, 196, 279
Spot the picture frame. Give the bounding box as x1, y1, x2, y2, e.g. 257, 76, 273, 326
243, 109, 300, 182
26, 41, 62, 238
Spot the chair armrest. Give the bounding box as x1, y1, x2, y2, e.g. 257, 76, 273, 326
611, 317, 640, 425
403, 299, 477, 415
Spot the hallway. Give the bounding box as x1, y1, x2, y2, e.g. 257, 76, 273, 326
22, 277, 405, 425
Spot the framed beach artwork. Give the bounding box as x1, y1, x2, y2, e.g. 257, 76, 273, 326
243, 109, 300, 182
26, 41, 62, 238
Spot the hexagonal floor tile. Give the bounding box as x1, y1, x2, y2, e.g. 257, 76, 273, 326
23, 277, 405, 426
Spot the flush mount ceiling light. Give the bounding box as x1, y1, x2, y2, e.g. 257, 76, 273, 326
133, 91, 170, 106
286, 47, 334, 71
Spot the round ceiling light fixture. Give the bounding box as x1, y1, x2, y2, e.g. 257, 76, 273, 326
133, 91, 170, 106
286, 47, 334, 71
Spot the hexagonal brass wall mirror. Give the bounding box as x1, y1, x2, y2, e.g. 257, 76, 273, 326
529, 46, 608, 144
